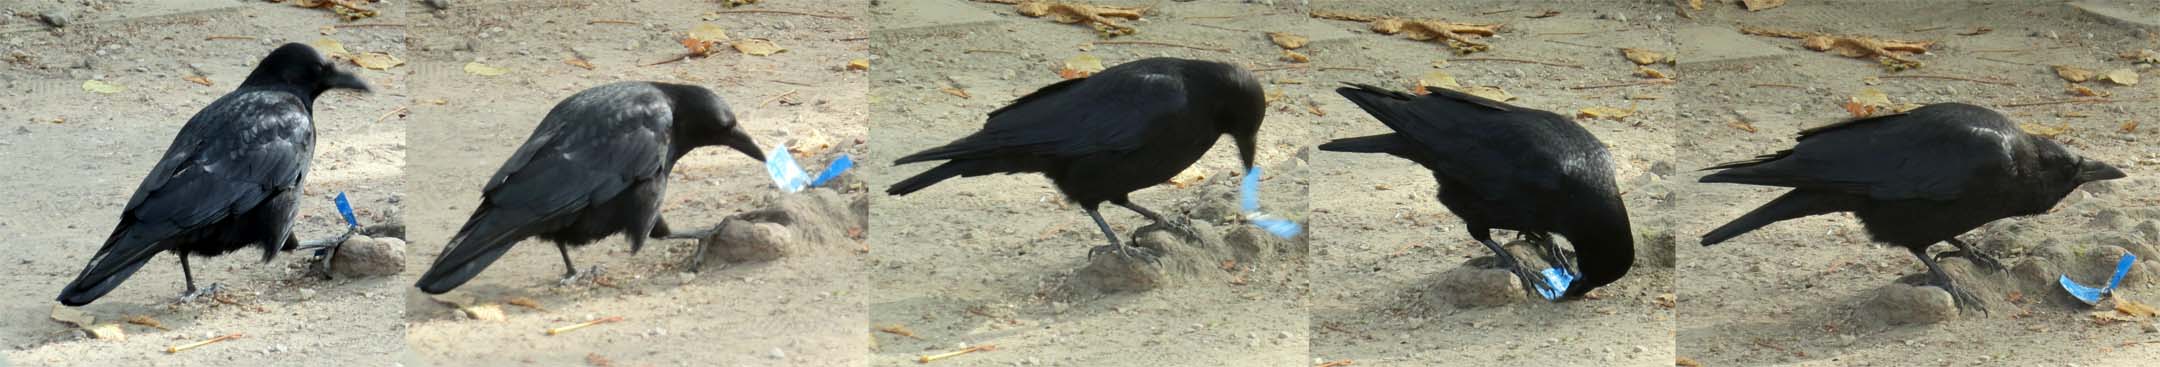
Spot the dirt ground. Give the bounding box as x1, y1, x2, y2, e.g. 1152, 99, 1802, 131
1300, 1, 1681, 366
866, 0, 1319, 365
396, 0, 868, 366
1671, 1, 2160, 366
0, 1, 409, 365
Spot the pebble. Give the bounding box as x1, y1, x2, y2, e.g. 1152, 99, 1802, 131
769, 347, 786, 359
39, 11, 68, 28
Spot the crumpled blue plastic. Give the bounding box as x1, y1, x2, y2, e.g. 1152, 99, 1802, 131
1238, 166, 1302, 239
1538, 267, 1575, 300
765, 143, 813, 193
2060, 252, 2138, 305
333, 192, 359, 228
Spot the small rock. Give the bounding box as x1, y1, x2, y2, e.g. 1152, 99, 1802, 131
332, 235, 406, 278
1866, 283, 1957, 325
38, 11, 69, 28
424, 0, 452, 10
458, 304, 506, 321
769, 347, 786, 359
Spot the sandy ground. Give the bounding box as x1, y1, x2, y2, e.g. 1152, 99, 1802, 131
1671, 1, 2160, 366
866, 0, 1319, 365
0, 1, 410, 365
396, 0, 868, 366
1299, 1, 1681, 366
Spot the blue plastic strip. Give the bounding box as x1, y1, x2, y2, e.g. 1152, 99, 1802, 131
2060, 252, 2138, 305
1238, 166, 1302, 238
334, 192, 359, 228
764, 143, 810, 193
1538, 267, 1576, 300
809, 154, 855, 188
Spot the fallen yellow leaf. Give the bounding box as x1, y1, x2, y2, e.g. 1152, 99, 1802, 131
2054, 65, 2095, 83
731, 39, 786, 56
349, 52, 404, 70
2019, 122, 2070, 138
82, 80, 125, 94
1458, 85, 1514, 102
1576, 105, 1635, 120
689, 23, 729, 43
1621, 48, 1663, 65
1267, 32, 1307, 49
1060, 54, 1105, 79
2101, 68, 2138, 86
847, 58, 870, 71
312, 38, 350, 59
1281, 50, 1309, 63
1414, 70, 1460, 94
463, 62, 511, 76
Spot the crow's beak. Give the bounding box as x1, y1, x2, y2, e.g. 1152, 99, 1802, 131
725, 125, 766, 162
1235, 133, 1257, 171
2077, 158, 2127, 182
328, 70, 372, 93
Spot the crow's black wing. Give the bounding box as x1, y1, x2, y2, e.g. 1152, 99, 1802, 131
895, 71, 1187, 163
1335, 83, 1598, 199
64, 91, 313, 302
421, 90, 670, 287
1702, 105, 2013, 201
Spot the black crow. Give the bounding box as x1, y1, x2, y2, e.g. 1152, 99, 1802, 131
1700, 103, 2126, 311
415, 82, 764, 294
886, 57, 1265, 263
57, 43, 371, 306
1319, 83, 1635, 300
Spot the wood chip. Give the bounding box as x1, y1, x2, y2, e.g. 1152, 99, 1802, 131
1621, 48, 1663, 65
1267, 32, 1307, 49
183, 75, 214, 86
939, 86, 970, 99
2056, 65, 2097, 83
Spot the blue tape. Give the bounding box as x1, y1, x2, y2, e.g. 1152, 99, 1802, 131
809, 154, 855, 188
1537, 267, 1575, 300
1238, 166, 1302, 238
334, 192, 358, 228
2060, 252, 2138, 305
764, 143, 810, 193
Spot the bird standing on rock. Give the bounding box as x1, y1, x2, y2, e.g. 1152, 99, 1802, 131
415, 82, 765, 294
1699, 102, 2126, 312
1320, 83, 1635, 301
887, 57, 1268, 264
58, 43, 372, 306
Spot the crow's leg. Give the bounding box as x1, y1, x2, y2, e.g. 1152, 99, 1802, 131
1473, 230, 1553, 300
1935, 238, 2005, 272
1524, 232, 1576, 276
1112, 199, 1203, 244
1084, 206, 1159, 264
176, 255, 222, 303
303, 228, 357, 280
556, 243, 604, 286
1908, 246, 1988, 313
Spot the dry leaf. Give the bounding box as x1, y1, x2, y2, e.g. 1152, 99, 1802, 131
1415, 70, 1462, 93
2101, 68, 2138, 86
876, 324, 920, 338
1677, 356, 1703, 367
349, 52, 403, 70
507, 297, 544, 310
1280, 50, 1309, 63
1014, 1, 1146, 36
939, 86, 970, 99
689, 23, 729, 43
1305, 99, 1326, 116
731, 39, 786, 56
1059, 54, 1105, 79
2123, 49, 2159, 64
1843, 88, 1891, 117
183, 75, 213, 87
86, 324, 125, 341
1576, 106, 1635, 120
1621, 48, 1663, 65
2117, 300, 2160, 318
1458, 86, 1514, 102
81, 80, 125, 94
1743, 0, 1787, 11
459, 304, 506, 321
463, 62, 511, 76
2068, 84, 2108, 97
1635, 66, 1670, 79
2019, 122, 2070, 138
1169, 171, 1206, 188
312, 38, 350, 59
565, 57, 595, 70
124, 315, 167, 330
1727, 119, 1758, 133
1267, 32, 1307, 49
847, 58, 870, 71
2055, 65, 2096, 83
2120, 120, 2139, 133
1687, 0, 1704, 10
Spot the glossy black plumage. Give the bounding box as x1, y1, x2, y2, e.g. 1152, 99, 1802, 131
887, 57, 1266, 261
58, 43, 371, 306
1319, 83, 1635, 300
1699, 102, 2126, 310
415, 82, 764, 294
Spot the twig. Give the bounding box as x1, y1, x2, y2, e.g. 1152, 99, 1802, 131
589, 19, 639, 25
336, 23, 406, 28
205, 35, 256, 41
1997, 97, 2112, 108
165, 333, 243, 354
641, 54, 692, 67
374, 106, 407, 124
918, 344, 998, 363
1568, 79, 1675, 90
1534, 32, 1592, 36
758, 90, 799, 107
1091, 40, 1232, 53
963, 49, 1019, 55
1543, 39, 1603, 48
546, 316, 625, 335
1976, 56, 2037, 66
1318, 66, 1375, 72
1190, 23, 1259, 33
1875, 74, 2017, 86
1477, 8, 1516, 16
1905, 25, 1949, 33
772, 80, 816, 87
1450, 57, 1583, 68
1750, 83, 1805, 89
1250, 64, 1308, 72
708, 9, 855, 20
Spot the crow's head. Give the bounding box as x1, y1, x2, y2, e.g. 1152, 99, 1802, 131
656, 83, 764, 163
245, 43, 371, 96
